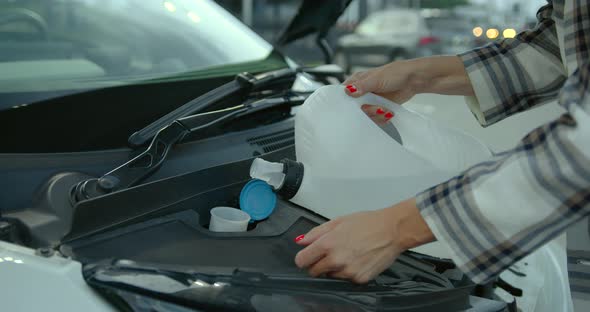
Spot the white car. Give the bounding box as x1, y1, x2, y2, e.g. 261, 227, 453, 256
336, 9, 441, 72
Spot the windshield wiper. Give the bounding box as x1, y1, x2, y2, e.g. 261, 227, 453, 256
71, 68, 305, 202
128, 68, 298, 147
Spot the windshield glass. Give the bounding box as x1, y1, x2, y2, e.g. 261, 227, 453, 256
0, 0, 273, 97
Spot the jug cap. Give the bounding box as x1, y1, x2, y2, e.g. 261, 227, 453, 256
239, 179, 277, 221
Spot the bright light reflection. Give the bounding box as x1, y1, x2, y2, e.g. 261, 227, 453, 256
14, 260, 23, 264
3, 257, 13, 261
188, 11, 201, 23
164, 1, 176, 12
472, 26, 483, 37
0, 259, 4, 263
486, 28, 499, 39
503, 28, 517, 38
193, 280, 208, 287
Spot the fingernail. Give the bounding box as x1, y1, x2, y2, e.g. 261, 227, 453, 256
295, 234, 305, 242
385, 112, 394, 119
346, 85, 357, 93
376, 108, 385, 115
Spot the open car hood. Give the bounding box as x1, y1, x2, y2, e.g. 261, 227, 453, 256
276, 0, 352, 46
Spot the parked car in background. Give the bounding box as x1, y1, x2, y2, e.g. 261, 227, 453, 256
335, 9, 441, 73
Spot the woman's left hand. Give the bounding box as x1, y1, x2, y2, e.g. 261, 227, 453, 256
294, 198, 434, 283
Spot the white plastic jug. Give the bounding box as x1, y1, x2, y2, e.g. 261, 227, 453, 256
251, 85, 492, 219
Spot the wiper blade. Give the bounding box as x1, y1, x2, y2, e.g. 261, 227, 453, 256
177, 93, 307, 127
128, 67, 298, 147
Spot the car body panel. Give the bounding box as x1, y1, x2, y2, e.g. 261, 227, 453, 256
0, 241, 115, 312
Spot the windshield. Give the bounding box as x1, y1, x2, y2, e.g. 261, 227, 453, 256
0, 0, 273, 99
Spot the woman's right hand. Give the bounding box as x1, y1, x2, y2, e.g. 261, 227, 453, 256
343, 61, 423, 125
341, 56, 474, 125
343, 61, 420, 104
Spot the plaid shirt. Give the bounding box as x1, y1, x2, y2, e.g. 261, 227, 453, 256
416, 0, 590, 284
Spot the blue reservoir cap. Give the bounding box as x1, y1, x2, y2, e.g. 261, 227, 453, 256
239, 179, 277, 221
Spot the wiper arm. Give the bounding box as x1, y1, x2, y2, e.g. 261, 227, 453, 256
128, 67, 298, 147
71, 92, 305, 202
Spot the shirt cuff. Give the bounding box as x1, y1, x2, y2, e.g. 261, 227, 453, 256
416, 184, 497, 284
465, 95, 487, 127
457, 51, 497, 127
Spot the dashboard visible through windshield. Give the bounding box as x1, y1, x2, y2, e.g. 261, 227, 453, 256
0, 0, 273, 100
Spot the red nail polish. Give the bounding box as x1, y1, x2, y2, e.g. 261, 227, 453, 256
385, 112, 394, 119
376, 108, 385, 115
295, 234, 305, 242
346, 85, 357, 93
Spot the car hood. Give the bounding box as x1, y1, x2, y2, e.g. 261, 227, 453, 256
276, 0, 352, 46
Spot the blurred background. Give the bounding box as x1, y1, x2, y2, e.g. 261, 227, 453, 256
215, 0, 545, 72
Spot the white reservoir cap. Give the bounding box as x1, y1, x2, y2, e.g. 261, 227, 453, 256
249, 158, 286, 190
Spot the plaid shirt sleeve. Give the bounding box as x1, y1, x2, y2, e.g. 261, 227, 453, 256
416, 62, 590, 284
460, 2, 567, 127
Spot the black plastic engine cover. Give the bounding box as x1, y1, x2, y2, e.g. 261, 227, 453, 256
55, 146, 492, 311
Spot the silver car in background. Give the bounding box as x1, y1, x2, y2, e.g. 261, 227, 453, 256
335, 9, 441, 72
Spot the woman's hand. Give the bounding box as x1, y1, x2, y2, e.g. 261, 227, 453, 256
343, 61, 420, 104
294, 198, 435, 284
343, 56, 475, 124
346, 61, 417, 125
343, 56, 473, 99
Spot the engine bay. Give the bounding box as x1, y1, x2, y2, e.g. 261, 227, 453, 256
0, 119, 508, 311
